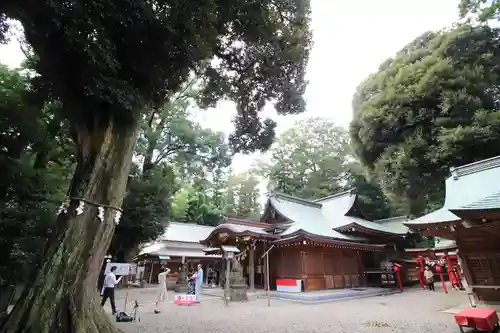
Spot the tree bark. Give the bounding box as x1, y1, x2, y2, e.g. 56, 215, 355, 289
0, 115, 140, 333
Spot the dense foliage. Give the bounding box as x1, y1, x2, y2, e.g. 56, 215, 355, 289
0, 64, 73, 285
459, 0, 500, 21
1, 0, 311, 152
0, 63, 263, 282
350, 25, 500, 215
256, 117, 398, 220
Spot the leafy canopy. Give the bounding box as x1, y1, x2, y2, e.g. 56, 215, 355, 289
459, 0, 500, 21
256, 117, 352, 199
256, 117, 394, 220
350, 25, 500, 215
2, 0, 311, 152
0, 63, 74, 284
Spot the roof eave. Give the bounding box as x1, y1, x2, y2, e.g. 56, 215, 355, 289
403, 220, 458, 231
334, 222, 406, 237
199, 226, 278, 246
449, 208, 500, 220
272, 233, 386, 251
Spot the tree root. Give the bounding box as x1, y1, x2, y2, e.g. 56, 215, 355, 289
0, 295, 123, 333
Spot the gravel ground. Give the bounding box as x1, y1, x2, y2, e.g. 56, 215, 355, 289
111, 287, 468, 333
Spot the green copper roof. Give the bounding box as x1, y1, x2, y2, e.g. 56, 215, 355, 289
406, 155, 500, 226
266, 190, 407, 238
456, 191, 500, 211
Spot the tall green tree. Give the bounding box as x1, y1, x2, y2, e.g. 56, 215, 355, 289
350, 25, 500, 216
112, 83, 232, 259
170, 184, 224, 226
136, 81, 231, 177
223, 173, 261, 219
257, 117, 351, 199
256, 117, 393, 219
109, 164, 177, 262
459, 0, 500, 21
0, 64, 74, 286
0, 1, 311, 332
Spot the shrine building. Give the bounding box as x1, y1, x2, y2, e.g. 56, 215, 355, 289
201, 190, 408, 291
405, 155, 500, 303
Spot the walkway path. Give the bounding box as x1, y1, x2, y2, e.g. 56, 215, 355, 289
114, 287, 470, 333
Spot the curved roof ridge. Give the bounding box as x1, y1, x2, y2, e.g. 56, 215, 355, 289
168, 221, 217, 229
272, 192, 322, 208
313, 188, 356, 203
450, 155, 500, 179
374, 216, 409, 224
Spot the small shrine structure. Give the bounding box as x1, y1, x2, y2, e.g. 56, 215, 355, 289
403, 240, 463, 290
204, 245, 248, 302
135, 222, 220, 287
405, 155, 500, 303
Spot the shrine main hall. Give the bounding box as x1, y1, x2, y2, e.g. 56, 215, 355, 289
200, 189, 408, 291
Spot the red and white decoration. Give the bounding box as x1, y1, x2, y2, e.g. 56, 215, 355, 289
276, 279, 302, 293
173, 295, 199, 306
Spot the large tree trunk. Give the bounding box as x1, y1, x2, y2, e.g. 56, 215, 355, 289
0, 116, 140, 333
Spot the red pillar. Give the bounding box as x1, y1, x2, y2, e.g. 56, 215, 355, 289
436, 264, 448, 294
393, 264, 403, 292
413, 257, 425, 289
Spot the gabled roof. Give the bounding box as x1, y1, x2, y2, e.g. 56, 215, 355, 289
406, 155, 500, 227
158, 222, 216, 243
265, 190, 406, 239
374, 216, 410, 234
268, 193, 358, 241
405, 208, 460, 226
137, 241, 221, 258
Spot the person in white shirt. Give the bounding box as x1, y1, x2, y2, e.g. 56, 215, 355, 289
424, 266, 435, 291
101, 266, 122, 314
157, 267, 170, 301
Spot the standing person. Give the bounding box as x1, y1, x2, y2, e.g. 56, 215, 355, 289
98, 259, 111, 291
187, 271, 196, 295
195, 264, 203, 301
157, 267, 170, 301
101, 266, 122, 314
424, 266, 435, 291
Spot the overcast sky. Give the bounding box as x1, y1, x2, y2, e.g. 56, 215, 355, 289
0, 1, 461, 174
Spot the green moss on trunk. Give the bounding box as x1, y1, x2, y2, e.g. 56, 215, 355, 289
0, 117, 139, 333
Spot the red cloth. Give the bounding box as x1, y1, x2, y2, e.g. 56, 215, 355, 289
276, 279, 297, 287
454, 308, 499, 331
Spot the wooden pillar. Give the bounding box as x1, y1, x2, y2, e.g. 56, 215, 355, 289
457, 250, 473, 288
263, 244, 268, 290
148, 262, 154, 284
205, 261, 209, 284
249, 243, 255, 291
224, 256, 230, 302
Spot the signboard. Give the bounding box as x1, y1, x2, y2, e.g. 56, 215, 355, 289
173, 294, 198, 305
424, 259, 445, 266
104, 263, 136, 276
176, 295, 196, 302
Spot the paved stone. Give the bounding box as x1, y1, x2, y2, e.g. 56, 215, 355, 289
111, 287, 470, 333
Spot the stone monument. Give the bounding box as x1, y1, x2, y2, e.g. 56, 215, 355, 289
229, 258, 248, 301
174, 258, 188, 293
